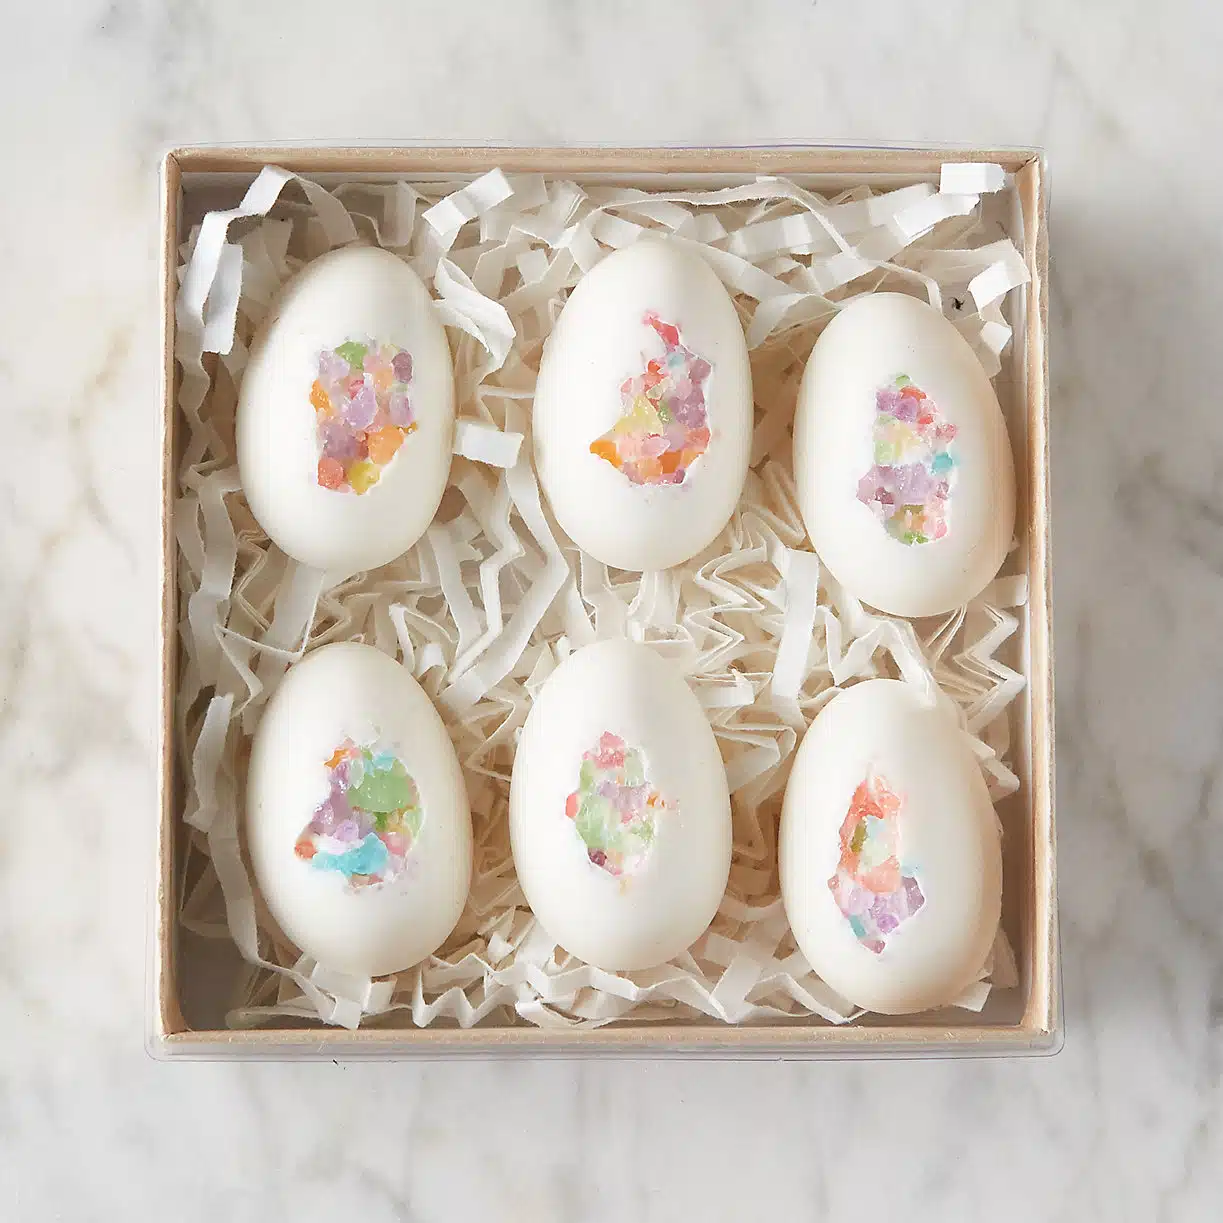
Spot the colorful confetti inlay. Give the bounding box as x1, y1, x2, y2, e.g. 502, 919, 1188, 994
295, 739, 424, 889
565, 732, 670, 877
856, 375, 957, 545
828, 771, 925, 953
311, 339, 416, 494
589, 312, 712, 486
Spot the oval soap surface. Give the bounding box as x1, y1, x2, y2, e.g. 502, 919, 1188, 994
779, 679, 1002, 1014
246, 642, 472, 979
509, 640, 732, 971
793, 292, 1015, 617
237, 245, 455, 574
533, 240, 752, 571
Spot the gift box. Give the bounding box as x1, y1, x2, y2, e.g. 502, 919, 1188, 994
156, 145, 1055, 1057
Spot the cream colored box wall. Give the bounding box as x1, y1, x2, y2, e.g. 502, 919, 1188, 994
157, 145, 1056, 1058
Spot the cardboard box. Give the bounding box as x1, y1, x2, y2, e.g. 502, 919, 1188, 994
157, 145, 1056, 1057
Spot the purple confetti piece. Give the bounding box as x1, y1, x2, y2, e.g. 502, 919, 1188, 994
391, 351, 413, 382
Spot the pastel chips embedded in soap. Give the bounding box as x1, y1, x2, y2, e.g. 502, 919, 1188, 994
532, 240, 752, 572
237, 246, 455, 574
510, 640, 732, 972
246, 643, 472, 979
780, 679, 1002, 1015
793, 292, 1015, 616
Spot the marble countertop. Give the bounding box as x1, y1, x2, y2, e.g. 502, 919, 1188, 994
3, 1, 1221, 1218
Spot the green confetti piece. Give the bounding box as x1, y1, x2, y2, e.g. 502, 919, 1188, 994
580, 759, 599, 793
335, 340, 368, 368
624, 749, 645, 787
348, 766, 417, 814
405, 806, 424, 839
576, 798, 609, 851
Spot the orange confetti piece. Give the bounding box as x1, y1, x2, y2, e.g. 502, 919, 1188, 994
366, 425, 405, 465
589, 438, 618, 464
317, 457, 345, 490
310, 380, 332, 415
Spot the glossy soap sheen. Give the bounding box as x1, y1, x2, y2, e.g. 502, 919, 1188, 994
779, 680, 1002, 1014
246, 643, 472, 979
509, 640, 732, 971
533, 240, 752, 572
237, 245, 456, 575
793, 293, 1015, 617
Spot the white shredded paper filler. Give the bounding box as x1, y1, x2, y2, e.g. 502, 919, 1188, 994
174, 162, 1030, 1031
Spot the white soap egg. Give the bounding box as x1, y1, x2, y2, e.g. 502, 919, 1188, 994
509, 640, 732, 971
779, 679, 1002, 1014
246, 642, 471, 978
533, 240, 752, 572
793, 292, 1015, 617
237, 245, 455, 574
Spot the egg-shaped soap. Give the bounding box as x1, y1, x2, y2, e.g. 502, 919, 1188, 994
793, 292, 1015, 616
509, 639, 732, 971
779, 679, 1002, 1014
246, 642, 471, 978
237, 245, 455, 574
533, 240, 752, 571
